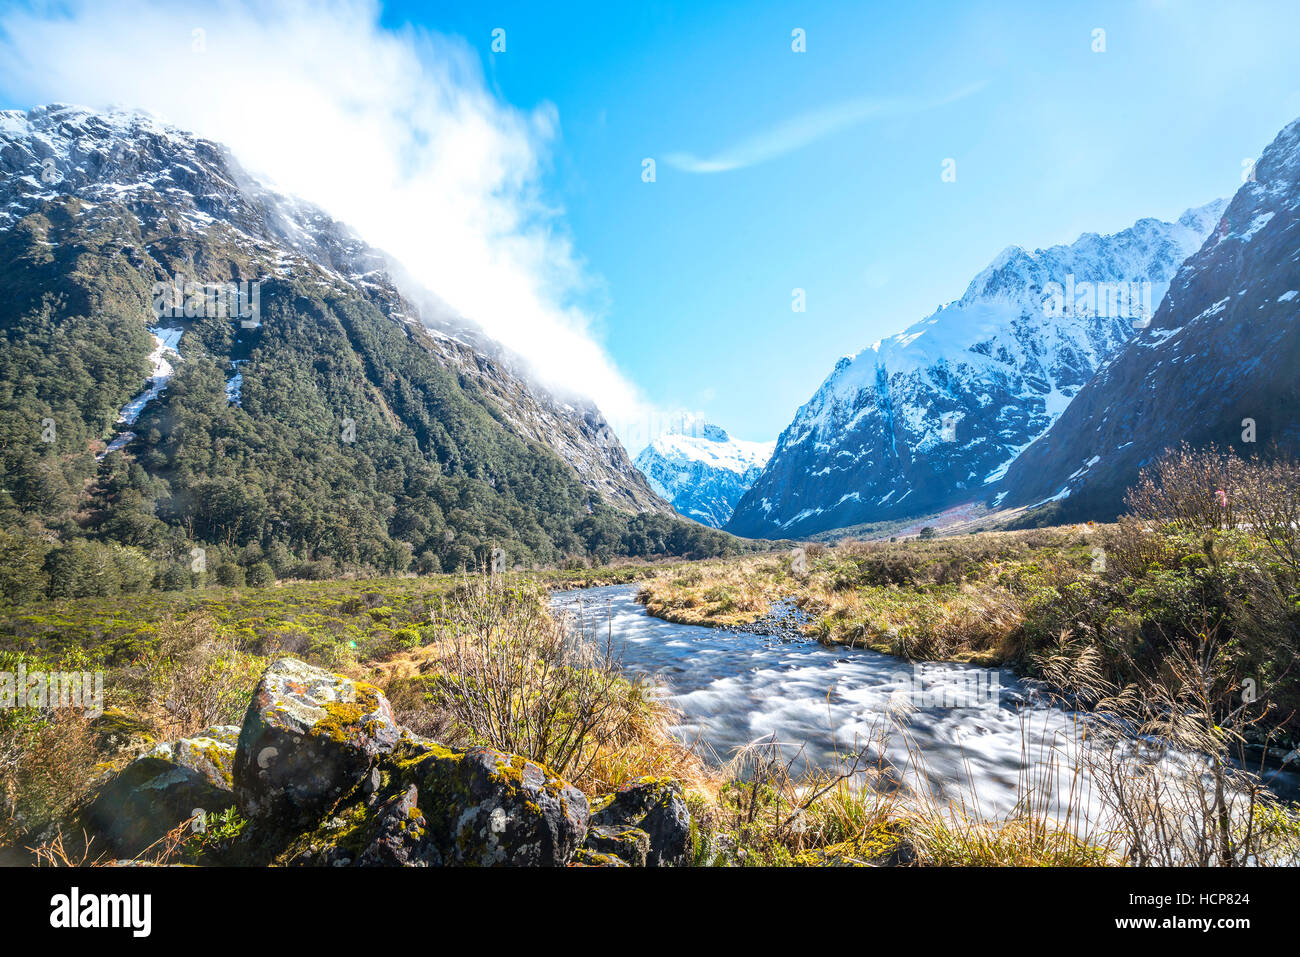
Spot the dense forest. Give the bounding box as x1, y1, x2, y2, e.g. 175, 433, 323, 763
0, 199, 746, 603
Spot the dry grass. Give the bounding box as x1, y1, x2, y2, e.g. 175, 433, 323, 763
131, 613, 264, 740
0, 709, 100, 849
372, 575, 709, 796
906, 814, 1114, 866
27, 816, 200, 867
636, 528, 1091, 664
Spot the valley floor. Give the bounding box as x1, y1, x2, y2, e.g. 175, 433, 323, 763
637, 527, 1095, 666
4, 449, 1300, 867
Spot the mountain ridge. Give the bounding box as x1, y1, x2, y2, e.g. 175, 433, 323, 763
633, 416, 774, 527
0, 104, 741, 585
726, 198, 1226, 538
995, 115, 1300, 518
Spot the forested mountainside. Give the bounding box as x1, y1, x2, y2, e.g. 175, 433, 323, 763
0, 105, 739, 600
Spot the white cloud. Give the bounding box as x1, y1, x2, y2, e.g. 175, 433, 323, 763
0, 0, 653, 434
664, 84, 986, 174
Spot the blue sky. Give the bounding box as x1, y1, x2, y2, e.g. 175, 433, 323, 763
3, 0, 1300, 449
382, 0, 1300, 443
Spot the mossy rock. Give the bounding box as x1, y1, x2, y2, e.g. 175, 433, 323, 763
585, 823, 650, 866
570, 847, 629, 867
590, 776, 692, 867
233, 657, 400, 829
390, 739, 590, 866
83, 724, 239, 858
283, 738, 590, 867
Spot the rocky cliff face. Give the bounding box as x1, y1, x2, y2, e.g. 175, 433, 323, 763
726, 201, 1225, 539
633, 419, 773, 527
995, 118, 1300, 520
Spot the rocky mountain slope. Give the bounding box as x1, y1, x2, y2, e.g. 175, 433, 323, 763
0, 105, 726, 580
633, 417, 774, 527
726, 200, 1225, 538
996, 117, 1300, 520
0, 104, 662, 513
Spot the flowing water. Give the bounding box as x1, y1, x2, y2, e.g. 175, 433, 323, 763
551, 584, 1300, 828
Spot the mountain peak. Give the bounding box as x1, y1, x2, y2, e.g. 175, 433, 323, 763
995, 114, 1300, 518
634, 421, 774, 527
727, 202, 1224, 538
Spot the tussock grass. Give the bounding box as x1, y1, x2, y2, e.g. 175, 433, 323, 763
371, 575, 709, 793
637, 528, 1090, 663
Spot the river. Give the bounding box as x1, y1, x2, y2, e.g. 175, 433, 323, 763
551, 584, 1300, 831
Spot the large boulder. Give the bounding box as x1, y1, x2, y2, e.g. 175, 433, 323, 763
233, 658, 400, 827
394, 740, 590, 866
290, 739, 590, 867
590, 777, 693, 866
84, 725, 239, 857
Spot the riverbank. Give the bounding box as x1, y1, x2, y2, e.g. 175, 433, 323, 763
636, 512, 1300, 758
635, 527, 1090, 666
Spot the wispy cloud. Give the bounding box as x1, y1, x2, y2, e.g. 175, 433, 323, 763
0, 0, 655, 435
663, 83, 985, 174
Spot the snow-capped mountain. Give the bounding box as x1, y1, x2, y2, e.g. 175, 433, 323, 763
633, 417, 774, 527
726, 200, 1226, 538
997, 116, 1300, 518
0, 104, 665, 515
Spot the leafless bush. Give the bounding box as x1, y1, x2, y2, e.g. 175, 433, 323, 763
1125, 443, 1245, 533
1079, 621, 1291, 866
1236, 451, 1300, 576
136, 614, 262, 739
426, 575, 630, 781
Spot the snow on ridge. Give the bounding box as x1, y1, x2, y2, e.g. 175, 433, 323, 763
784, 199, 1227, 448
731, 198, 1227, 536
634, 419, 775, 527
647, 429, 775, 476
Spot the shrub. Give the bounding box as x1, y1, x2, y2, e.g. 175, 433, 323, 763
134, 614, 263, 739
425, 575, 665, 785
214, 562, 245, 587
244, 562, 274, 588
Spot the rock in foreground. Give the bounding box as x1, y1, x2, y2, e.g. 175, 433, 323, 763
233, 658, 400, 827
85, 725, 240, 857
293, 740, 590, 867
80, 658, 692, 868
589, 777, 693, 867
